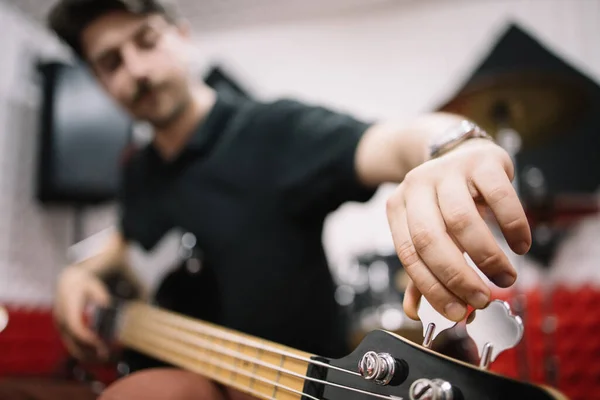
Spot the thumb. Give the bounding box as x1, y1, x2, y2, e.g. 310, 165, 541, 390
403, 281, 421, 321
87, 278, 111, 308
84, 279, 111, 359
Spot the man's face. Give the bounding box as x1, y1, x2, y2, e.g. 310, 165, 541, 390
81, 11, 192, 127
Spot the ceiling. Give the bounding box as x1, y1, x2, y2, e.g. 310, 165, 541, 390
2, 0, 414, 34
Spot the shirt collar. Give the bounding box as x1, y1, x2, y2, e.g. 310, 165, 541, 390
148, 90, 244, 165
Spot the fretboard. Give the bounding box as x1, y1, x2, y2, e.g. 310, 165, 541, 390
117, 302, 313, 400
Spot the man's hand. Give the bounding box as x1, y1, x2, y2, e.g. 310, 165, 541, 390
386, 139, 531, 322
53, 266, 111, 362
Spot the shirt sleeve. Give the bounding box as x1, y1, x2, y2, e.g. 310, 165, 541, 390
267, 99, 378, 218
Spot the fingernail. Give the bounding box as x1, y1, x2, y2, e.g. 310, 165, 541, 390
468, 291, 490, 309
444, 302, 467, 321
517, 241, 531, 254
492, 273, 516, 288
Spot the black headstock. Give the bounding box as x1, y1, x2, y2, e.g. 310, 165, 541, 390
305, 330, 565, 400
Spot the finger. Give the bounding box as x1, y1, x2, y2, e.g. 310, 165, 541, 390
63, 294, 104, 350
66, 331, 109, 363
437, 175, 517, 288
389, 207, 466, 322
88, 279, 111, 308
86, 281, 112, 357
471, 165, 531, 255
405, 183, 491, 310
61, 333, 95, 361
402, 280, 421, 320
475, 202, 489, 219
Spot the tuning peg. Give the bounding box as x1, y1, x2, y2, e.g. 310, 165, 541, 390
465, 300, 524, 369
417, 297, 458, 348
357, 351, 409, 386
409, 378, 455, 400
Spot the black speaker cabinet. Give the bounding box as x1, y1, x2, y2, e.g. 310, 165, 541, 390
36, 61, 133, 205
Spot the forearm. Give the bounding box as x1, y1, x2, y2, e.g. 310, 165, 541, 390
395, 112, 468, 172
70, 231, 129, 277
66, 231, 150, 300
355, 112, 468, 186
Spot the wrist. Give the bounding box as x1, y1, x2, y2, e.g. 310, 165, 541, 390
67, 256, 118, 279
428, 119, 494, 160
64, 264, 96, 277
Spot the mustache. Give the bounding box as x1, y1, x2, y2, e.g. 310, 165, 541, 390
131, 79, 162, 105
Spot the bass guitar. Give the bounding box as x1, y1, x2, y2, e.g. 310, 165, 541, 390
91, 297, 567, 400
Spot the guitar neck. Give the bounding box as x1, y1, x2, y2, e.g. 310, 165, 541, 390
108, 301, 568, 400
116, 301, 316, 400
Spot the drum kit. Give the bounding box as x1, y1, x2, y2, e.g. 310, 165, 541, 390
341, 67, 600, 386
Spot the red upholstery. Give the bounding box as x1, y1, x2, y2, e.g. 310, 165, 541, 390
490, 285, 600, 400
0, 306, 116, 385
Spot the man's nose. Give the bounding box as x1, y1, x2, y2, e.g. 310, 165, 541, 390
122, 46, 149, 80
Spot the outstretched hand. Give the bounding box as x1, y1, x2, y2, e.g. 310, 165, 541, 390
386, 138, 531, 322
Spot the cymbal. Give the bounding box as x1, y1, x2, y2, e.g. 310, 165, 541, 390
438, 71, 591, 150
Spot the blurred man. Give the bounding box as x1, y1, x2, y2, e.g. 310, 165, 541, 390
47, 0, 531, 398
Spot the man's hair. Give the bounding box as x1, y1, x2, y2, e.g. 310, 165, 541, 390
47, 0, 180, 59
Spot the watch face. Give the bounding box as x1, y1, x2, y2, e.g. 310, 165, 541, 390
439, 120, 475, 146
429, 120, 484, 158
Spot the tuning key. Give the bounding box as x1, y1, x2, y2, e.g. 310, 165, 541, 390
358, 351, 408, 386
417, 297, 458, 348
358, 351, 397, 385
465, 300, 524, 369
409, 378, 455, 400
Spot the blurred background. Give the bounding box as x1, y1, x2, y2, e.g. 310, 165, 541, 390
0, 0, 599, 399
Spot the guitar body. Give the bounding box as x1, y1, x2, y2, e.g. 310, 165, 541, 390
115, 260, 222, 375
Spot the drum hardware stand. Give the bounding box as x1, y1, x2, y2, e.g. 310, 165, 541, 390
521, 166, 559, 388
491, 101, 531, 382
493, 102, 563, 387
541, 303, 559, 387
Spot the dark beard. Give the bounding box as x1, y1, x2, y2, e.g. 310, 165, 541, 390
149, 95, 190, 129
131, 78, 190, 129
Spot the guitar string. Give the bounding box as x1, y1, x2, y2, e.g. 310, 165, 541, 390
105, 331, 282, 400
124, 318, 401, 400
124, 312, 402, 400
122, 327, 317, 400
124, 302, 363, 378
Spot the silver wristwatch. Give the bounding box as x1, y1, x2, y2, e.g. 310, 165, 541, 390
429, 120, 493, 159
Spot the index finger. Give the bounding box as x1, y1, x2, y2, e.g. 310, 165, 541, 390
471, 166, 531, 255
63, 298, 103, 348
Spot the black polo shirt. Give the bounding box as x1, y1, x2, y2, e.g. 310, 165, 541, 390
118, 91, 377, 358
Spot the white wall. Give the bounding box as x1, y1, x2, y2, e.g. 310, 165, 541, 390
0, 0, 599, 306
0, 2, 122, 306
188, 0, 600, 282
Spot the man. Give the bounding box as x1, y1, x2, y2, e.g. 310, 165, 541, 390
47, 0, 531, 398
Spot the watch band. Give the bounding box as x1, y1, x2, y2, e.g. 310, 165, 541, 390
429, 120, 493, 159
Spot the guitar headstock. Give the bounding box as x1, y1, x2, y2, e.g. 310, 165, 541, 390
312, 329, 565, 400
